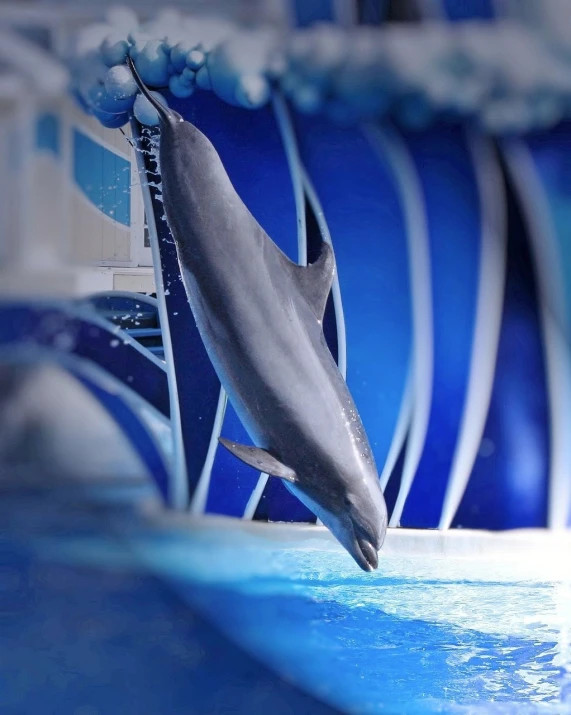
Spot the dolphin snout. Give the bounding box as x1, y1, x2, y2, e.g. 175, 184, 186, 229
351, 521, 381, 572
357, 537, 379, 571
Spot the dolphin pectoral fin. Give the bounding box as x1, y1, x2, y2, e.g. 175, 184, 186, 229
218, 438, 297, 482
284, 242, 336, 323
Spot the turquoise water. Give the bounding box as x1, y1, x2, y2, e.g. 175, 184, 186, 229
8, 483, 571, 714
124, 533, 571, 714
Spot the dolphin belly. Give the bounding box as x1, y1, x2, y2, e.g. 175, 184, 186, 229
179, 257, 353, 457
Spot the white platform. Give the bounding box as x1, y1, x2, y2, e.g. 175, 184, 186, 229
138, 500, 571, 581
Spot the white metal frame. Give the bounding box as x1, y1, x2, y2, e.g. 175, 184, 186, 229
130, 149, 153, 267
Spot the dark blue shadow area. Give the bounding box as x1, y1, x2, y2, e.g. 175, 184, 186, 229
400, 126, 481, 528
170, 580, 566, 715
0, 484, 334, 715
0, 540, 336, 715
454, 167, 549, 529
357, 0, 390, 24
442, 0, 495, 21
384, 434, 406, 520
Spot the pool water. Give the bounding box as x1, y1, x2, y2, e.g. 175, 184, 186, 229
5, 482, 571, 714
0, 483, 333, 715
123, 529, 571, 714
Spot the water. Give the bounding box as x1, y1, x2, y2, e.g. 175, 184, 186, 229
4, 482, 571, 714
0, 483, 332, 715
122, 530, 571, 714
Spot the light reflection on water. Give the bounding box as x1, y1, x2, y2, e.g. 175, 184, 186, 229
148, 539, 571, 713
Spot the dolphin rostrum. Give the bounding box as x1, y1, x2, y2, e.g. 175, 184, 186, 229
128, 57, 388, 571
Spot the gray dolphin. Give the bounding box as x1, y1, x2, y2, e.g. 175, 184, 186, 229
128, 58, 388, 571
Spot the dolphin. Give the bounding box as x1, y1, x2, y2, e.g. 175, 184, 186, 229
128, 58, 388, 570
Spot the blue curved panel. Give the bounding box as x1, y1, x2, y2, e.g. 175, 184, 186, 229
80, 291, 159, 318
522, 125, 571, 526
72, 367, 170, 500
437, 0, 550, 528
0, 302, 169, 418
153, 92, 313, 520
453, 187, 550, 528
292, 113, 413, 494
399, 127, 480, 528
525, 124, 571, 339
73, 129, 130, 226
0, 324, 170, 501
442, 0, 494, 20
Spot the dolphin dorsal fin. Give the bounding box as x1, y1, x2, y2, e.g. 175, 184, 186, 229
219, 438, 297, 482
286, 242, 335, 323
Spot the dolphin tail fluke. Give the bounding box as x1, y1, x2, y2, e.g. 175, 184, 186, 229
127, 55, 177, 125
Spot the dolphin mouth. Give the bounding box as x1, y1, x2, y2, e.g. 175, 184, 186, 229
348, 519, 381, 572
356, 537, 379, 571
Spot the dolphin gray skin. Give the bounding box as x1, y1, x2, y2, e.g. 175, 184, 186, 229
128, 58, 388, 571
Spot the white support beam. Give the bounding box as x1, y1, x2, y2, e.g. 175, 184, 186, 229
0, 29, 69, 98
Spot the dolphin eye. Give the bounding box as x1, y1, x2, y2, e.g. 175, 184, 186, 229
343, 495, 353, 508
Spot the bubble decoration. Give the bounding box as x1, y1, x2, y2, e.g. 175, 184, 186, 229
134, 40, 170, 87
171, 41, 197, 73
133, 90, 169, 126
104, 64, 138, 99
85, 83, 135, 114
127, 32, 151, 60
69, 9, 571, 135
100, 31, 130, 67
195, 65, 212, 91
94, 108, 130, 129
235, 75, 271, 109
186, 49, 205, 71
169, 74, 195, 99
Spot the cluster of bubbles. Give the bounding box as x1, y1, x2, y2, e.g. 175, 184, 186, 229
281, 21, 571, 133
71, 7, 280, 128
71, 6, 571, 134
